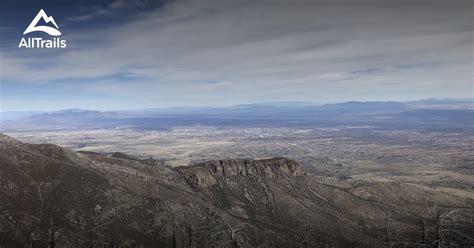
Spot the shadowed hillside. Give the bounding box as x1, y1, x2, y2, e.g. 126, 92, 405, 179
0, 133, 473, 247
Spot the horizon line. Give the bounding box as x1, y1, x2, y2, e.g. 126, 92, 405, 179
1, 98, 473, 113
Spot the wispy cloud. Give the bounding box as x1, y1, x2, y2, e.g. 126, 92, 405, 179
1, 0, 473, 110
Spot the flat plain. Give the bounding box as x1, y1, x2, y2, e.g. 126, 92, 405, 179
7, 126, 474, 200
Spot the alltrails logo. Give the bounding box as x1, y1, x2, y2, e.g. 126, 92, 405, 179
18, 9, 67, 48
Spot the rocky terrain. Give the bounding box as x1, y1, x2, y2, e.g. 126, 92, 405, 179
0, 133, 473, 247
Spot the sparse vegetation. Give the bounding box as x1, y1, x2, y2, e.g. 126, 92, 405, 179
1, 103, 473, 248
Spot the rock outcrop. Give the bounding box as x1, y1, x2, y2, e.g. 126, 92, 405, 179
177, 158, 306, 189
1, 133, 472, 247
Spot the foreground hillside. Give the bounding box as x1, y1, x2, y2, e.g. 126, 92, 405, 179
0, 133, 473, 247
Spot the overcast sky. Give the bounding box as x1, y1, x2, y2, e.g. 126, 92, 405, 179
0, 0, 472, 111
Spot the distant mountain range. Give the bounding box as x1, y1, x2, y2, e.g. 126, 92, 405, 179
1, 99, 472, 132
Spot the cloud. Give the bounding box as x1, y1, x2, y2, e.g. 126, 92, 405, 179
63, 0, 166, 23
1, 0, 473, 110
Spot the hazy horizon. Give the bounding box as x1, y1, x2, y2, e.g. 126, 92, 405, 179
1, 1, 473, 247
0, 97, 472, 112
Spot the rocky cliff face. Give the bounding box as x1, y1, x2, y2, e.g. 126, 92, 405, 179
178, 158, 306, 189
1, 133, 472, 247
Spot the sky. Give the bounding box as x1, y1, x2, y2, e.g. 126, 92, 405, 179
0, 0, 472, 111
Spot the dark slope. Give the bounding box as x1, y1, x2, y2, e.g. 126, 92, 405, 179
1, 133, 473, 247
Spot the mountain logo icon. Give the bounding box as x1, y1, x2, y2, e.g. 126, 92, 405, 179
23, 9, 61, 36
